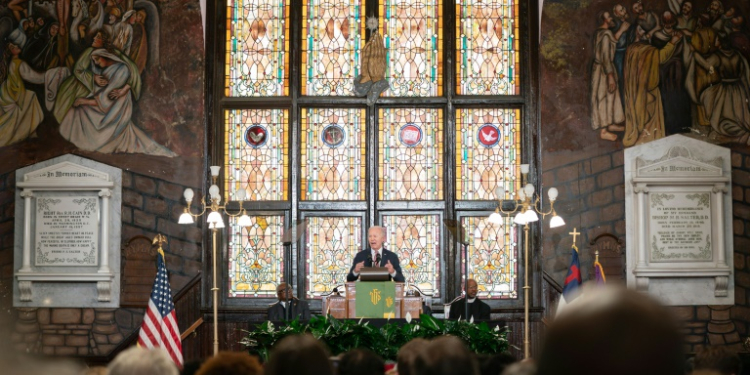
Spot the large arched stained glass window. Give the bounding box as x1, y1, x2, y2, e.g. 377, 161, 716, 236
228, 215, 285, 297
382, 214, 441, 296
305, 216, 363, 298
225, 0, 290, 96
456, 0, 519, 95
460, 215, 518, 299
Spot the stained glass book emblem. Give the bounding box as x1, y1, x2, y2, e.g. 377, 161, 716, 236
399, 123, 423, 147
477, 124, 501, 148
245, 125, 268, 148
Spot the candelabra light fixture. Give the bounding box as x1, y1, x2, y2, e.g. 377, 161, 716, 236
487, 163, 565, 359
177, 166, 252, 356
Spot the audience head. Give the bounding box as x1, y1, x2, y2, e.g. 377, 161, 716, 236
107, 347, 178, 375
265, 334, 334, 375
338, 348, 385, 375
693, 346, 742, 375
480, 352, 517, 375
536, 286, 684, 375
195, 351, 262, 375
500, 361, 536, 375
413, 336, 478, 375
83, 366, 108, 375
397, 338, 428, 375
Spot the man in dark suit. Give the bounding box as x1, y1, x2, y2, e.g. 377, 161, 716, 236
448, 279, 490, 321
267, 283, 311, 321
346, 226, 405, 282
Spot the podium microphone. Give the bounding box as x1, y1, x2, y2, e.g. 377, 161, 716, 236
375, 253, 382, 266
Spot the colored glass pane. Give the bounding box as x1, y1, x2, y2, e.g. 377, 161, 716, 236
228, 215, 285, 297
305, 216, 363, 298
460, 216, 517, 299
382, 215, 441, 297
378, 108, 443, 200
456, 108, 521, 200
456, 0, 519, 95
224, 109, 289, 201
379, 0, 442, 97
225, 0, 290, 96
301, 0, 365, 96
301, 108, 366, 200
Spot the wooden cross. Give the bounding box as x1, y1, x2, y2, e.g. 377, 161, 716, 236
569, 227, 580, 247
152, 234, 168, 249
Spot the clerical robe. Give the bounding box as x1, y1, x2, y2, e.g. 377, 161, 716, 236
591, 28, 624, 130
623, 41, 676, 146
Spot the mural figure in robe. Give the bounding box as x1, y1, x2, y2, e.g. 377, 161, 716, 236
622, 22, 682, 146
0, 41, 44, 147
58, 48, 175, 156
591, 11, 625, 141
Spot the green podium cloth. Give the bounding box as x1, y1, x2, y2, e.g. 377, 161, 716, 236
355, 281, 396, 318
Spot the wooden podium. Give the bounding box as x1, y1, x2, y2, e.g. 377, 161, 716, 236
322, 282, 423, 319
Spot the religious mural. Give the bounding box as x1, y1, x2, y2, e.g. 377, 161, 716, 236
0, 0, 202, 163
542, 0, 750, 150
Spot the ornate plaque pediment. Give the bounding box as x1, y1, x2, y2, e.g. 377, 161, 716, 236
636, 146, 723, 178
21, 161, 111, 187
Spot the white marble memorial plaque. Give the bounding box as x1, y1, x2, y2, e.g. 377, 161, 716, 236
649, 192, 712, 262
35, 197, 99, 266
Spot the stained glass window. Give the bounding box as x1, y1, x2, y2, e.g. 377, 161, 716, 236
456, 0, 519, 95
380, 0, 442, 97
460, 216, 517, 299
225, 0, 290, 97
301, 108, 367, 200
228, 215, 285, 297
456, 108, 521, 200
379, 108, 443, 200
224, 109, 289, 201
301, 0, 365, 96
305, 216, 363, 298
382, 215, 441, 296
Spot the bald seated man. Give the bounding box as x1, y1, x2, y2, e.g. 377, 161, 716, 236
267, 283, 311, 321
448, 279, 491, 320
347, 226, 405, 282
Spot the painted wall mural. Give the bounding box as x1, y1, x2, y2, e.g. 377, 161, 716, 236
542, 0, 750, 151
0, 0, 203, 169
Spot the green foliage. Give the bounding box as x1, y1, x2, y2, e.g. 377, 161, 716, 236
240, 314, 510, 361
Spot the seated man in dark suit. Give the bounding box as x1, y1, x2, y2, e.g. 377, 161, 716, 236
346, 226, 405, 282
448, 279, 490, 321
267, 283, 311, 321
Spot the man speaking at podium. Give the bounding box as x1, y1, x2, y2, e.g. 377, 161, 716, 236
347, 226, 405, 282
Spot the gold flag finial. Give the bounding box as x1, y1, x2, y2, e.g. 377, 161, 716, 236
153, 234, 168, 250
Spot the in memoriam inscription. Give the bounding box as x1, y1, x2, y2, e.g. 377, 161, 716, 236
649, 192, 711, 262
34, 197, 99, 266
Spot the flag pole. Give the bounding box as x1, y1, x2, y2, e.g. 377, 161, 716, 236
523, 222, 530, 359
211, 227, 219, 356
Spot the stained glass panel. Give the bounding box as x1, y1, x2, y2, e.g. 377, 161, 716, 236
456, 108, 521, 200
301, 0, 365, 96
305, 216, 363, 298
379, 108, 443, 200
380, 0, 442, 97
228, 215, 285, 298
224, 109, 289, 201
382, 215, 441, 297
460, 216, 517, 299
225, 0, 290, 97
456, 0, 519, 95
301, 108, 366, 200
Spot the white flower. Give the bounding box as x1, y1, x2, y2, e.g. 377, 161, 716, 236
405, 312, 412, 323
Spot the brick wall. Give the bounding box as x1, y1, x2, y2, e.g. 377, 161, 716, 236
542, 147, 750, 353
0, 169, 202, 357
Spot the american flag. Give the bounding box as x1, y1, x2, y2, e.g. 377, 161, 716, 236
137, 248, 183, 367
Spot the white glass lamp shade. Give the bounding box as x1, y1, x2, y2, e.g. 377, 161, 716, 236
517, 188, 526, 201
178, 212, 194, 224
524, 183, 535, 197
183, 188, 194, 203
209, 166, 221, 177
235, 188, 247, 201
549, 215, 565, 228
513, 212, 527, 225
494, 186, 505, 200
207, 211, 225, 228
524, 209, 539, 223
488, 212, 504, 225
237, 213, 252, 227
209, 184, 220, 199
547, 187, 559, 201
520, 164, 530, 174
